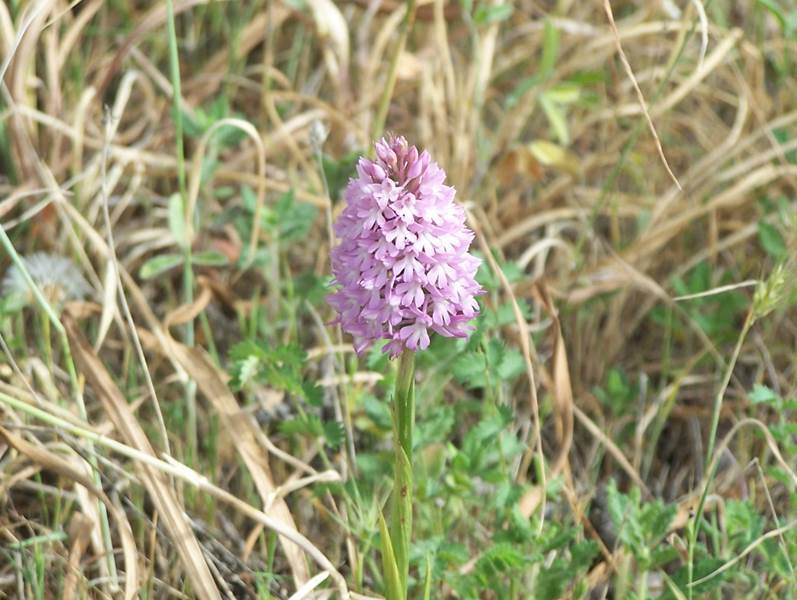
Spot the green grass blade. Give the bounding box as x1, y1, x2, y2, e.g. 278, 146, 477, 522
379, 508, 404, 600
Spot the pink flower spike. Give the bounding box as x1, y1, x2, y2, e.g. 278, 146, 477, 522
327, 136, 483, 356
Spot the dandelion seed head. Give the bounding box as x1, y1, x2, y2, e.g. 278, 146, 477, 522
2, 252, 91, 307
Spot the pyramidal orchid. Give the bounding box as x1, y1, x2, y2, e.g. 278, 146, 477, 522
327, 136, 482, 599
328, 135, 482, 358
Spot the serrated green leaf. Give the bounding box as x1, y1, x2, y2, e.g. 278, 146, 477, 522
230, 354, 260, 390
605, 479, 675, 569
474, 542, 526, 580
322, 420, 345, 450
228, 340, 265, 362
749, 383, 781, 406
664, 558, 728, 599
273, 189, 319, 241
279, 415, 323, 438
301, 381, 323, 407
484, 338, 505, 368
497, 349, 525, 381
452, 351, 487, 389
483, 300, 530, 328
364, 394, 392, 430
228, 342, 308, 396
139, 253, 183, 280
725, 499, 763, 548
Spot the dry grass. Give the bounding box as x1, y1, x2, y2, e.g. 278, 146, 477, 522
1, 0, 796, 598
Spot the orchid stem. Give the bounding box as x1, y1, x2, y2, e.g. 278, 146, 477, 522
390, 349, 415, 598
394, 350, 415, 460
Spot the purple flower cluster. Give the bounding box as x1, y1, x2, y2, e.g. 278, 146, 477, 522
328, 136, 482, 357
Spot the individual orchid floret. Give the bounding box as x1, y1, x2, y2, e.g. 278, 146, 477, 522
328, 136, 483, 357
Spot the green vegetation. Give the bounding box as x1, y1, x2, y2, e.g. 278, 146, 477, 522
0, 1, 796, 598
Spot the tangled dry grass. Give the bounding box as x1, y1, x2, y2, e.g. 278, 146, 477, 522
0, 0, 796, 598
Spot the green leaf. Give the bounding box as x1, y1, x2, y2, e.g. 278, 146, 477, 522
364, 394, 393, 430
379, 509, 404, 600
168, 193, 186, 247
139, 253, 183, 279
545, 83, 581, 104
497, 349, 525, 381
756, 0, 787, 31
422, 554, 433, 600
274, 189, 319, 241
539, 92, 570, 145
749, 383, 781, 407
231, 354, 260, 390
227, 342, 308, 396
663, 558, 728, 599
535, 540, 598, 600
452, 352, 487, 389
758, 221, 788, 259
505, 19, 560, 107
321, 151, 359, 201
463, 405, 513, 461
483, 300, 530, 328
605, 479, 675, 569
473, 3, 513, 25
473, 542, 526, 581
539, 18, 559, 79
279, 415, 323, 438
322, 420, 346, 450
725, 499, 763, 549
301, 381, 323, 407
192, 250, 229, 267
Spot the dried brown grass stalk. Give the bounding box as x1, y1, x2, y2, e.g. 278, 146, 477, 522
63, 314, 222, 600
0, 425, 139, 599
164, 336, 313, 589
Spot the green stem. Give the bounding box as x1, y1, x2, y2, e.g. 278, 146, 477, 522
166, 0, 187, 202
686, 308, 753, 599
39, 309, 52, 373
390, 349, 415, 598
394, 350, 415, 461
166, 0, 197, 462
636, 565, 648, 600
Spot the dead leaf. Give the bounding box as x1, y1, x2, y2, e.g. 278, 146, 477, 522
529, 139, 581, 175
163, 283, 212, 331
496, 146, 544, 186
534, 283, 574, 474
306, 0, 350, 80
63, 512, 93, 600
